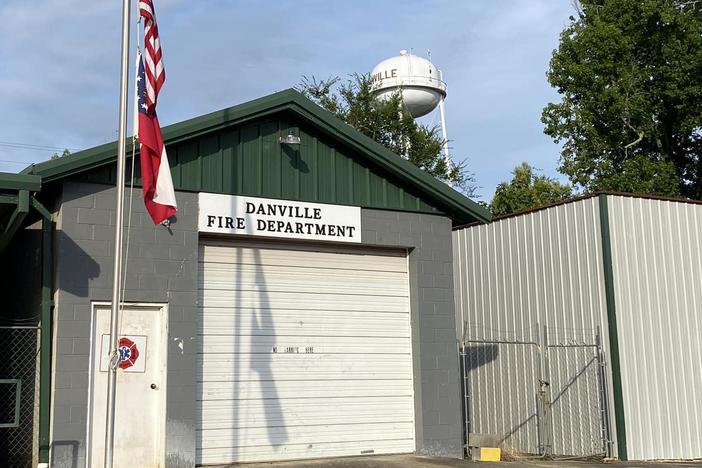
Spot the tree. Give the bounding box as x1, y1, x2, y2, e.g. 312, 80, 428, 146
491, 163, 572, 216
297, 74, 476, 195
542, 0, 702, 199
50, 149, 71, 160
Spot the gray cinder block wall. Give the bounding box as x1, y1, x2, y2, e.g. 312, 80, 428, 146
51, 181, 198, 468
361, 209, 462, 458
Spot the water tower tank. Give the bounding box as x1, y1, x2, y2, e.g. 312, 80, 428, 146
370, 50, 447, 118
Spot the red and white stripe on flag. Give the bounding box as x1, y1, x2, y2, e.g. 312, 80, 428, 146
137, 0, 176, 225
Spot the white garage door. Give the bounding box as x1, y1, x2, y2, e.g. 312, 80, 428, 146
196, 241, 415, 464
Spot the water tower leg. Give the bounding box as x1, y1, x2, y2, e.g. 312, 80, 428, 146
399, 108, 411, 160
438, 97, 452, 182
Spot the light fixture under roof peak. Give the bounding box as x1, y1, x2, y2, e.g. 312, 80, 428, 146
279, 131, 301, 145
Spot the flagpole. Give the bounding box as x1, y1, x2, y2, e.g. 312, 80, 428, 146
105, 0, 132, 466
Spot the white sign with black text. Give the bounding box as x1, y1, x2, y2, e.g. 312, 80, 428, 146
198, 193, 362, 243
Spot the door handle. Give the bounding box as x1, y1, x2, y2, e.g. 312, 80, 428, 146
150, 383, 158, 390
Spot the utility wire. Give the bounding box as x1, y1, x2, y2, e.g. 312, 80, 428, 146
0, 140, 83, 168
0, 159, 38, 166
0, 141, 81, 152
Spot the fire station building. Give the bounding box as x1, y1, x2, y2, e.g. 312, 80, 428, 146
0, 90, 489, 467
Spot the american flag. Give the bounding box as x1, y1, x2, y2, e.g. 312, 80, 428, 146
139, 0, 165, 111
137, 0, 176, 225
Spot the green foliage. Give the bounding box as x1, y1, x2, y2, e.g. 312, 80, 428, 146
50, 149, 71, 160
491, 163, 572, 216
542, 0, 702, 198
298, 74, 475, 195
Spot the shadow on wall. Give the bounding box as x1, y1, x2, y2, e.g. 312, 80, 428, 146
463, 344, 499, 372
461, 344, 538, 447
250, 249, 287, 447
56, 230, 100, 297
282, 145, 309, 173
550, 354, 597, 408
229, 246, 288, 460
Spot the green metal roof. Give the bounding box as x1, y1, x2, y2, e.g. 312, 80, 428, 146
24, 89, 490, 224
0, 172, 42, 256
0, 172, 41, 192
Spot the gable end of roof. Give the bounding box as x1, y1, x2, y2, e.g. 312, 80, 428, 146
25, 89, 490, 224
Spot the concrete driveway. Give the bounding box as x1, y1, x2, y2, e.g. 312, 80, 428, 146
226, 454, 702, 468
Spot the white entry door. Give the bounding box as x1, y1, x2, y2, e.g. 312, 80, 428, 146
197, 242, 415, 464
88, 304, 167, 468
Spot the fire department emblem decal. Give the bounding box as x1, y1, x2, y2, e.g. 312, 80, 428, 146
117, 337, 140, 369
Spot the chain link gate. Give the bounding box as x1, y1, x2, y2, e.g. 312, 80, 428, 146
459, 324, 611, 459
545, 326, 613, 457
0, 326, 40, 468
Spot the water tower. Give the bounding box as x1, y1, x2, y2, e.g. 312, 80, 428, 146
370, 50, 450, 164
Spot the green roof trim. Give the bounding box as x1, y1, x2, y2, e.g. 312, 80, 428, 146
24, 89, 490, 224
0, 172, 42, 192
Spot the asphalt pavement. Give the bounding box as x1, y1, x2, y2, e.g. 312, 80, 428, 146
226, 454, 702, 468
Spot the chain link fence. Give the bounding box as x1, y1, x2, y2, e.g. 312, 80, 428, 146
459, 324, 612, 459
0, 326, 40, 468
546, 327, 612, 457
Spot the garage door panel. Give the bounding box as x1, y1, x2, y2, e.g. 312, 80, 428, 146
198, 438, 415, 465
201, 278, 408, 297
198, 422, 415, 450
199, 289, 409, 312
198, 379, 413, 400
199, 308, 411, 337
197, 242, 414, 464
197, 357, 413, 382
198, 397, 414, 429
200, 263, 409, 296
200, 245, 407, 273
199, 335, 411, 354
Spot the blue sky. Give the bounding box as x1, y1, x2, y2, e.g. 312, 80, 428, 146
0, 0, 574, 201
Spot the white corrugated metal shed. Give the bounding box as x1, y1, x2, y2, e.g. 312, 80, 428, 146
607, 196, 702, 460
453, 193, 702, 461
